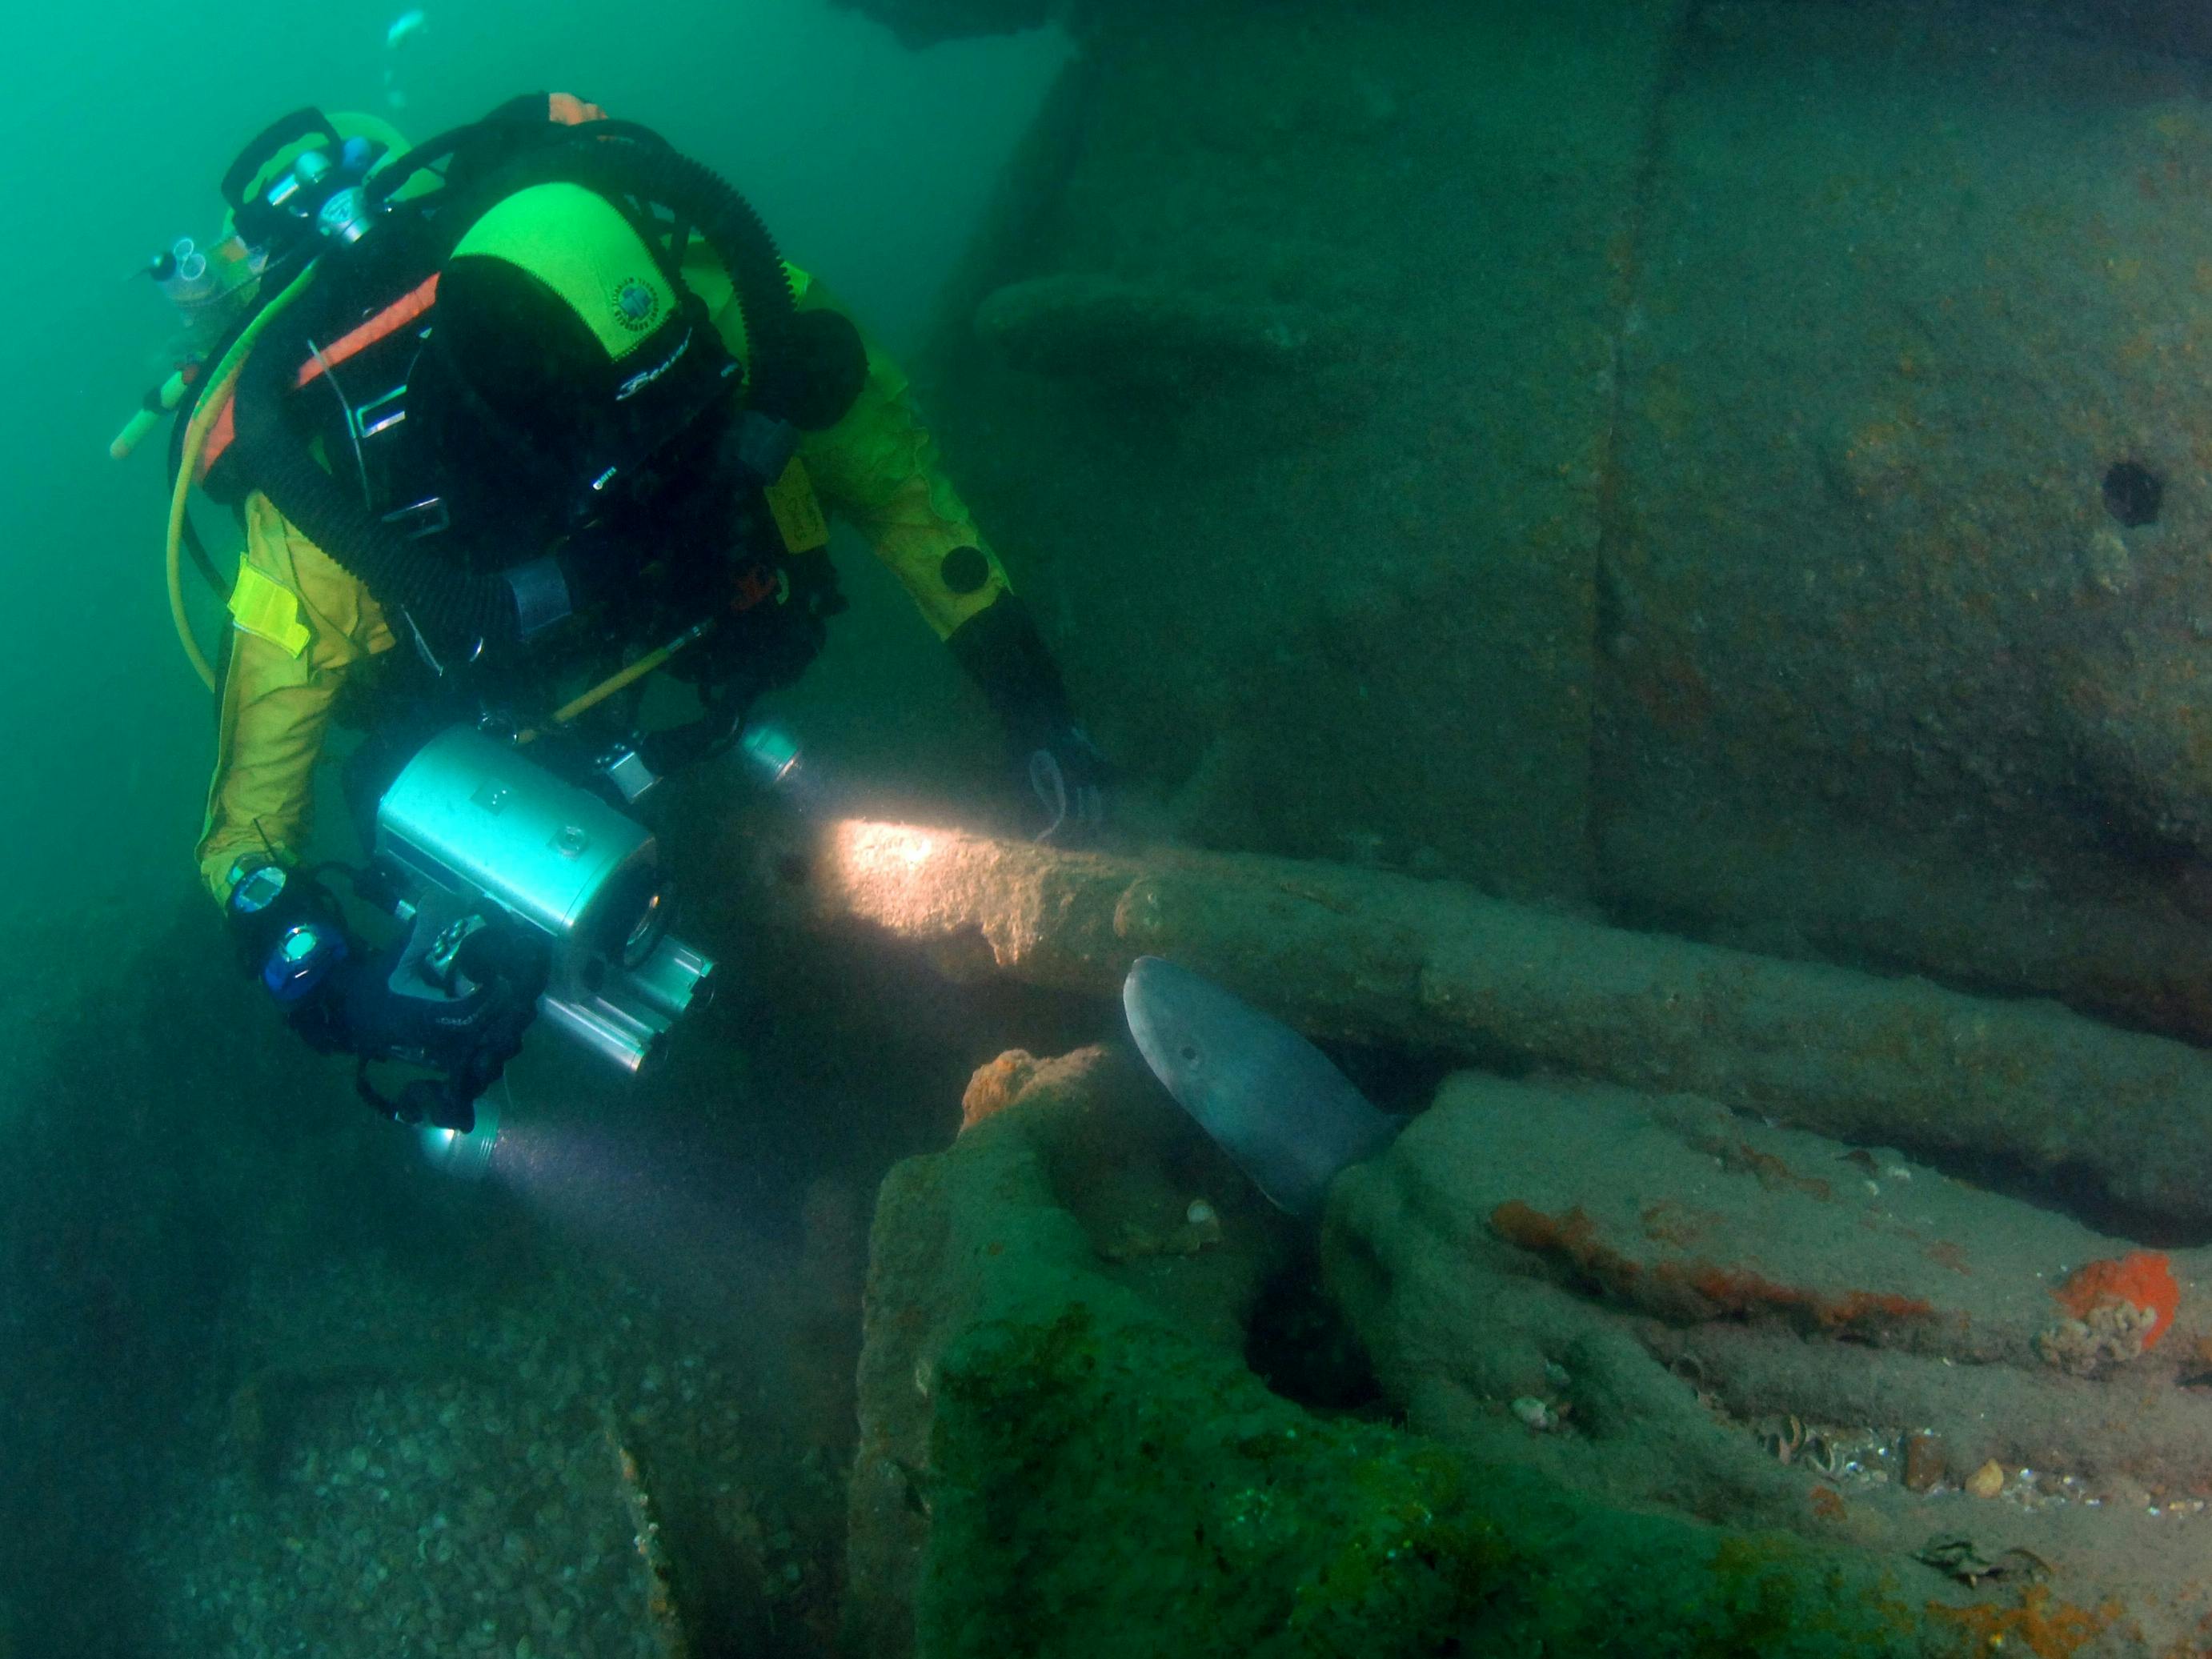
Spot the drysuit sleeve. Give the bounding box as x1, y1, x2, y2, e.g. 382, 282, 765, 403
693, 253, 1013, 639
194, 493, 396, 904
791, 283, 1012, 639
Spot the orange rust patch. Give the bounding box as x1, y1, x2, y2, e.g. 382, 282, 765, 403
1929, 1586, 2117, 1658
1489, 1202, 1644, 1292
1925, 1240, 1974, 1276
1489, 1200, 1583, 1255
1808, 1485, 1845, 1522
1715, 1139, 1833, 1200
2053, 1251, 2179, 1350
1490, 1202, 1938, 1336
1819, 1289, 1939, 1328
1657, 1264, 1933, 1332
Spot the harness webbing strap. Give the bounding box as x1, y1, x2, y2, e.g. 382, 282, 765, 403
198, 274, 442, 478
299, 273, 441, 387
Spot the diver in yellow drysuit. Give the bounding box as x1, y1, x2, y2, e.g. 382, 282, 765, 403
194, 95, 1104, 1126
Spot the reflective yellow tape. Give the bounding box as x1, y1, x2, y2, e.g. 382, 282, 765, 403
763, 456, 830, 554
226, 559, 312, 658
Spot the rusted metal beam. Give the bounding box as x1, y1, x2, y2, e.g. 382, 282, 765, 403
807, 820, 2212, 1227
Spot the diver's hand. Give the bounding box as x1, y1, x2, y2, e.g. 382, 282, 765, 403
1021, 716, 1109, 844
305, 918, 548, 1124
943, 593, 1108, 840
719, 551, 847, 697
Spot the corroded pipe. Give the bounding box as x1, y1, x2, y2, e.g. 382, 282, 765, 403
808, 820, 2212, 1228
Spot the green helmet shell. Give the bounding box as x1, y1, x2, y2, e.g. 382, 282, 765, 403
449, 182, 680, 364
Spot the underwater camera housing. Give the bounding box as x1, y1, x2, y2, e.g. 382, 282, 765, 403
375, 725, 716, 1080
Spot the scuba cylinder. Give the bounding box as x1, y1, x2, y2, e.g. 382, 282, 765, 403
114, 114, 395, 462
126, 110, 414, 683
109, 235, 271, 462
108, 240, 256, 463
149, 234, 267, 349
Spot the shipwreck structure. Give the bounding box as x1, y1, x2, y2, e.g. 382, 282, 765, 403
810, 826, 2212, 1657
795, 1, 2212, 1650
815, 0, 2212, 1044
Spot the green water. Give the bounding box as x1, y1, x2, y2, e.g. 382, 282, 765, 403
14, 2, 2212, 1654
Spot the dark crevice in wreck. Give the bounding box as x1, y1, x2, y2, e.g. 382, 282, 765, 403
1244, 1246, 1388, 1417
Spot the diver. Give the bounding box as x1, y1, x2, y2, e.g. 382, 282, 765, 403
179, 94, 1107, 1130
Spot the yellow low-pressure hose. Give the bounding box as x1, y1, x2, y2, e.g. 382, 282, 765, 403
516, 618, 716, 743
166, 262, 323, 690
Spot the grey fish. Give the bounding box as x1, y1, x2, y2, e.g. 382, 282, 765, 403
1121, 956, 1402, 1217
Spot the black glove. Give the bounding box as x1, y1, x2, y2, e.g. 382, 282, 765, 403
1021, 715, 1108, 844
227, 863, 545, 1130
301, 914, 549, 1131
946, 591, 1112, 843
719, 547, 846, 695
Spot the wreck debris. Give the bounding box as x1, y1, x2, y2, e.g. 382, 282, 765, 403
603, 1413, 690, 1659
1915, 1535, 2053, 1588
1320, 1066, 2212, 1650
832, 0, 2212, 62
803, 821, 2212, 1227
848, 1046, 1961, 1658
2036, 1303, 2162, 1378
1903, 1431, 1946, 1495
972, 272, 1327, 389
1966, 1460, 2008, 1500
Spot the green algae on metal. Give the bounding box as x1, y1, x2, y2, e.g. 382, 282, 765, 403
917, 1302, 1932, 1659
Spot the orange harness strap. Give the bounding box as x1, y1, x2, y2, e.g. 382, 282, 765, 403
198, 273, 441, 479
300, 272, 440, 387
193, 91, 612, 479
